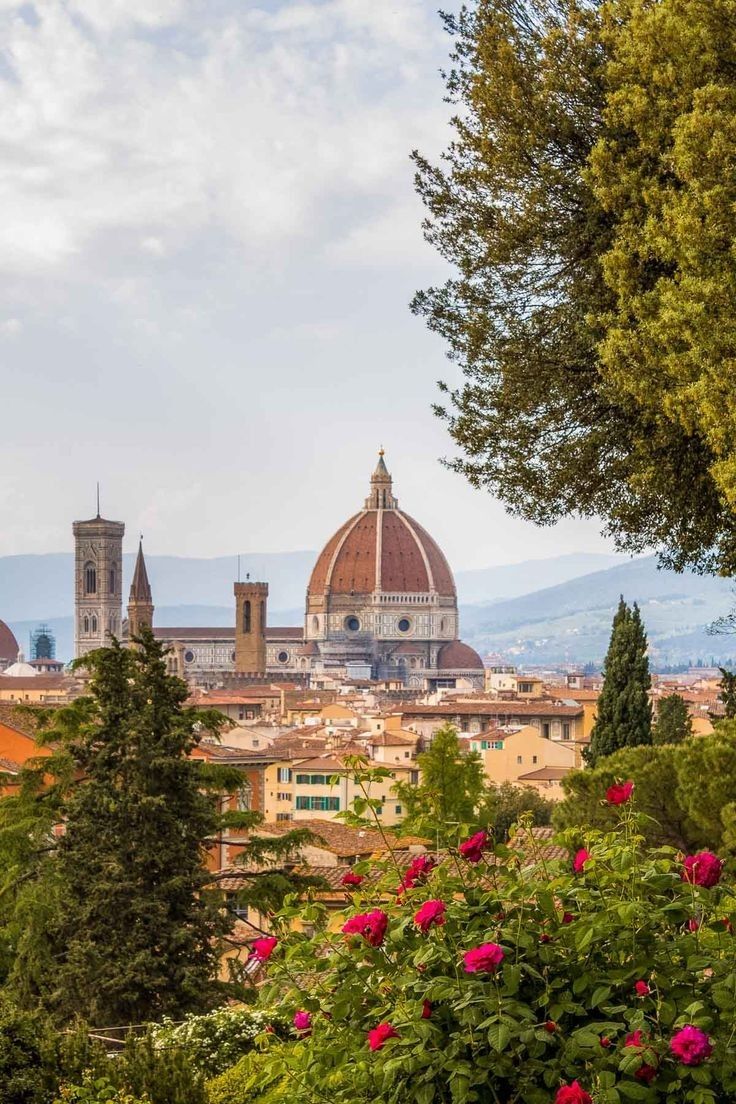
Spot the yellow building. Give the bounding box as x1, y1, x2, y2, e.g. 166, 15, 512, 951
469, 725, 579, 799
263, 752, 416, 826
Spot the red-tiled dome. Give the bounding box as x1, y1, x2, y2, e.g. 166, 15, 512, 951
436, 641, 484, 671
308, 454, 456, 600
0, 621, 19, 663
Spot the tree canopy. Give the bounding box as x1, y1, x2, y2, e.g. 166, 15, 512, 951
394, 725, 485, 842
586, 597, 652, 766
413, 0, 736, 574
653, 693, 693, 745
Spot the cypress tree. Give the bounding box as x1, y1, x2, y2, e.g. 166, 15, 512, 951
653, 693, 693, 745
586, 597, 652, 766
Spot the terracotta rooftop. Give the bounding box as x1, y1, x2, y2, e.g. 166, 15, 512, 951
253, 819, 428, 857
517, 766, 572, 781
436, 640, 484, 671
365, 731, 416, 747
0, 756, 22, 774
0, 676, 70, 690
507, 825, 570, 864
402, 702, 583, 718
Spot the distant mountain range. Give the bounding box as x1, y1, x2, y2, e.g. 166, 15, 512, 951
2, 550, 735, 667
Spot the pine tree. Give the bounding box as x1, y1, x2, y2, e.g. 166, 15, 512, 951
394, 725, 485, 842
0, 629, 318, 1025
586, 598, 652, 767
717, 668, 736, 720
653, 693, 693, 745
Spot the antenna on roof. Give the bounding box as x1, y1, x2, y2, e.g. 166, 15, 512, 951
96, 482, 100, 518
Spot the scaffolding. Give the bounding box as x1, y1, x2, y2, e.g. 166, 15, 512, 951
30, 623, 56, 660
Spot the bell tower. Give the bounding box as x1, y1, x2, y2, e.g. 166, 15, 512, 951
234, 579, 268, 676
73, 496, 125, 658
128, 538, 154, 638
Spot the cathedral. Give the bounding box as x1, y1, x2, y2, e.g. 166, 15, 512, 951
73, 453, 484, 689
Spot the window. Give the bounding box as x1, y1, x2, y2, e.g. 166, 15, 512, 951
276, 813, 293, 822
277, 792, 291, 801
295, 773, 329, 785
237, 785, 251, 811
516, 755, 523, 764
404, 751, 410, 758
295, 796, 339, 811
277, 767, 292, 783
252, 739, 260, 747
395, 805, 402, 815
410, 770, 419, 785
491, 741, 504, 750
345, 616, 360, 632
109, 567, 116, 593
277, 651, 289, 664
83, 616, 90, 633
532, 755, 538, 764
398, 617, 411, 633
519, 681, 533, 693
84, 563, 97, 594
562, 723, 571, 740
542, 723, 550, 739
91, 615, 98, 633
184, 650, 195, 663
243, 600, 251, 633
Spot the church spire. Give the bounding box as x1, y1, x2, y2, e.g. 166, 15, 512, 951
128, 538, 154, 637
365, 449, 398, 510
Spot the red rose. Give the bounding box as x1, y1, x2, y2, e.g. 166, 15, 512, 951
544, 1020, 556, 1033
625, 1030, 645, 1048
554, 1081, 593, 1104
342, 909, 389, 947
250, 937, 278, 962
682, 851, 723, 888
421, 999, 432, 1019
341, 871, 364, 887
413, 899, 447, 934
539, 933, 552, 944
606, 780, 634, 805
367, 1022, 399, 1051
463, 942, 505, 974
634, 980, 650, 997
600, 1036, 611, 1048
722, 918, 734, 933
670, 1025, 713, 1066
572, 848, 590, 873
458, 829, 490, 863
635, 1064, 657, 1085
687, 918, 700, 932
562, 912, 575, 924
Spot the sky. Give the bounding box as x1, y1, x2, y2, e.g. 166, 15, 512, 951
0, 0, 618, 571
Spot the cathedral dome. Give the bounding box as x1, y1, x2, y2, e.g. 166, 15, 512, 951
3, 651, 37, 678
0, 621, 19, 665
308, 453, 456, 600
437, 640, 484, 671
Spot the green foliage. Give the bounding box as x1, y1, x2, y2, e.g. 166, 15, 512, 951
654, 694, 694, 746
557, 725, 736, 859
587, 598, 652, 766
248, 805, 736, 1102
717, 669, 736, 721
478, 781, 554, 842
151, 1008, 286, 1076
413, 0, 736, 574
393, 725, 485, 842
0, 1002, 58, 1104
54, 1075, 150, 1104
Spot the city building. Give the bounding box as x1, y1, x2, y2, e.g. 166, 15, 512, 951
72, 507, 125, 657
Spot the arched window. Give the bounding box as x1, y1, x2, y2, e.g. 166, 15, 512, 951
91, 615, 98, 633
109, 566, 116, 594
84, 562, 97, 595
311, 615, 319, 634
260, 600, 265, 629
243, 600, 251, 633
83, 616, 90, 634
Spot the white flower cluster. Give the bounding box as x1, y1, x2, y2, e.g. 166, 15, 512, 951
151, 1007, 281, 1075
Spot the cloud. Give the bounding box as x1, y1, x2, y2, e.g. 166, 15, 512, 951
0, 0, 447, 276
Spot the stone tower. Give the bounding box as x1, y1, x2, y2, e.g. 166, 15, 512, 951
73, 505, 125, 658
233, 580, 268, 676
127, 539, 154, 638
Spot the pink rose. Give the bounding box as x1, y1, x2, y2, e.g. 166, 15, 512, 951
572, 848, 590, 873
293, 1010, 311, 1032
342, 908, 388, 947
421, 999, 432, 1019
634, 980, 650, 997
367, 1022, 399, 1051
626, 1030, 645, 1048
682, 851, 723, 888
555, 1082, 593, 1104
341, 870, 364, 887
463, 942, 505, 974
670, 1025, 713, 1066
250, 936, 278, 961
606, 780, 634, 805
459, 829, 490, 863
413, 899, 447, 934
398, 854, 436, 893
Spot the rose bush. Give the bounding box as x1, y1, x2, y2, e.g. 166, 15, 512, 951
236, 794, 736, 1104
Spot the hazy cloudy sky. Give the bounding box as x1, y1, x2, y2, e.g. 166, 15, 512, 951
0, 0, 616, 570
